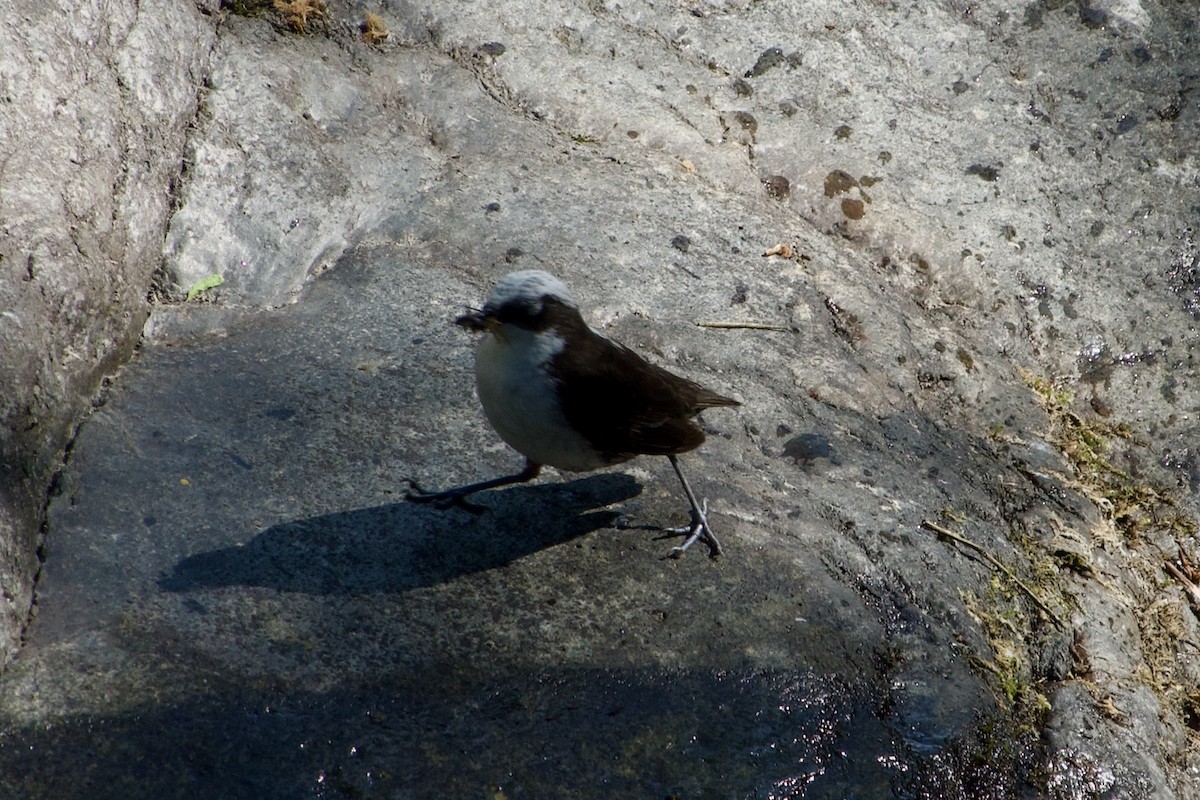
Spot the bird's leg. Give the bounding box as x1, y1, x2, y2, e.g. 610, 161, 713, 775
404, 459, 542, 513
659, 454, 723, 559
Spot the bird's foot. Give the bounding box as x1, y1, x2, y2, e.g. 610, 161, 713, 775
656, 498, 723, 559
402, 478, 488, 514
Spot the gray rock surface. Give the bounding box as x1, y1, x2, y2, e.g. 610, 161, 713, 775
0, 0, 1198, 797
0, 0, 215, 663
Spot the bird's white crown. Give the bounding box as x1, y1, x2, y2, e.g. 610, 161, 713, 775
485, 270, 579, 311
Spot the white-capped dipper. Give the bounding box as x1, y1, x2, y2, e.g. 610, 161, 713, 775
406, 270, 739, 557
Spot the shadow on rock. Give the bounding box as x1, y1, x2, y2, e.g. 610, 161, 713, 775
0, 661, 1044, 800
158, 473, 641, 595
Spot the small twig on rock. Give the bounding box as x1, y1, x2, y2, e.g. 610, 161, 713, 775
696, 320, 791, 332
1164, 560, 1200, 617
920, 519, 1064, 628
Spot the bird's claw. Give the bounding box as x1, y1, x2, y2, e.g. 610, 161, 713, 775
656, 498, 722, 559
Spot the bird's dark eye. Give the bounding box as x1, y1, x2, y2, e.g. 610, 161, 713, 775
493, 297, 548, 329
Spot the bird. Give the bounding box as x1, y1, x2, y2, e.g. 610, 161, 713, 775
404, 270, 740, 557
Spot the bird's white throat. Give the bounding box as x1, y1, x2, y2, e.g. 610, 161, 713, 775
473, 324, 606, 472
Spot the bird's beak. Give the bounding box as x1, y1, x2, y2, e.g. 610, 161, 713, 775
454, 307, 494, 332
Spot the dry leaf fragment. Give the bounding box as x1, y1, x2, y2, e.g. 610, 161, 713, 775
1097, 695, 1125, 722
362, 12, 389, 44
274, 0, 325, 32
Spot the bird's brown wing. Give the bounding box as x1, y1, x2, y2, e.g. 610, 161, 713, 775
550, 326, 738, 461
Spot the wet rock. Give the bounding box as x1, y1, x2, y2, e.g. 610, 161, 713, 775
2, 0, 1199, 797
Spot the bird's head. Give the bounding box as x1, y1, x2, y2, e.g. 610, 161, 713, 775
455, 270, 580, 336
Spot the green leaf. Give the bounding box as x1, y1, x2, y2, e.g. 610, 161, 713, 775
185, 274, 225, 301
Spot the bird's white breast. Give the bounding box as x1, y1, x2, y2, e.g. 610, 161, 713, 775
474, 326, 606, 472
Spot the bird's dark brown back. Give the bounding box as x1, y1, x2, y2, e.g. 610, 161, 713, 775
545, 302, 739, 462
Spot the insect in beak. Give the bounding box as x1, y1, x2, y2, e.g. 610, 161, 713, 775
454, 307, 490, 331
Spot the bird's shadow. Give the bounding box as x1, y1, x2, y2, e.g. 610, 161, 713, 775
158, 473, 641, 596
